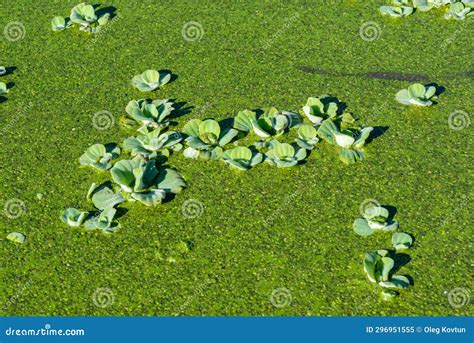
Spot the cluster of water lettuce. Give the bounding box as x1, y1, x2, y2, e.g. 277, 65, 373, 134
181, 95, 375, 168
51, 2, 111, 33
61, 70, 185, 233
61, 69, 379, 232
353, 205, 415, 300
380, 0, 474, 19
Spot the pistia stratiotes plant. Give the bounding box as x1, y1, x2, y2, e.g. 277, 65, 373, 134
234, 107, 302, 139
123, 127, 183, 159
110, 156, 185, 206
51, 16, 72, 31
317, 120, 373, 165
396, 83, 438, 106
221, 146, 263, 171
302, 95, 345, 126
265, 140, 307, 168
0, 66, 8, 95
353, 205, 398, 236
0, 82, 7, 95
392, 232, 413, 250
379, 5, 414, 16
79, 143, 120, 170
295, 124, 319, 150
88, 184, 126, 210
379, 0, 473, 19
52, 3, 111, 33
83, 207, 118, 232
61, 208, 88, 227
364, 250, 411, 290
182, 119, 239, 160
445, 1, 474, 19
6, 232, 26, 244
124, 99, 175, 129
132, 70, 171, 92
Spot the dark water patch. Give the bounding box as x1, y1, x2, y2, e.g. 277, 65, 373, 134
364, 72, 428, 82
297, 66, 429, 82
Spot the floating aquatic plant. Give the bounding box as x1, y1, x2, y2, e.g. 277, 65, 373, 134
51, 16, 72, 31
234, 107, 302, 138
379, 0, 472, 19
396, 83, 437, 106
125, 99, 175, 128
110, 156, 185, 206
353, 205, 398, 236
445, 2, 474, 19
123, 127, 182, 159
53, 3, 110, 33
379, 5, 414, 16
83, 207, 118, 233
6, 232, 26, 244
71, 3, 110, 33
182, 119, 238, 160
0, 82, 8, 95
295, 125, 319, 150
302, 95, 344, 125
61, 208, 88, 227
79, 144, 120, 170
364, 250, 411, 289
318, 119, 373, 164
392, 232, 413, 250
265, 140, 307, 168
222, 146, 263, 171
132, 70, 171, 92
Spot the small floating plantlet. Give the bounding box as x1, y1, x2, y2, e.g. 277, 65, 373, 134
132, 70, 171, 92
265, 140, 307, 168
221, 146, 263, 171
396, 83, 437, 106
182, 119, 239, 160
353, 205, 398, 236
